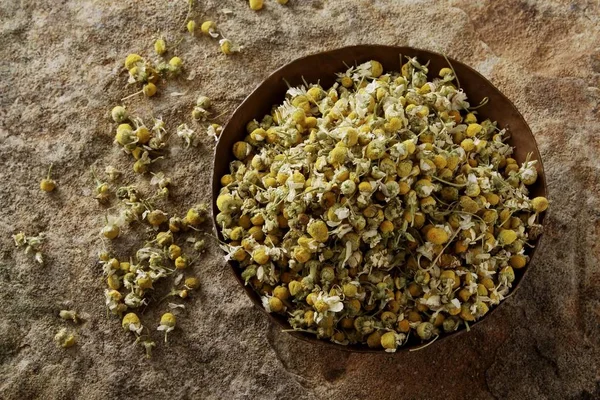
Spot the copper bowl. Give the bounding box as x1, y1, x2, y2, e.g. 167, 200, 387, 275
211, 45, 547, 352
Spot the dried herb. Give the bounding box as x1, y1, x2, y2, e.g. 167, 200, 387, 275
217, 58, 548, 351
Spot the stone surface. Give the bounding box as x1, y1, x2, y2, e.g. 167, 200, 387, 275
1, 0, 599, 399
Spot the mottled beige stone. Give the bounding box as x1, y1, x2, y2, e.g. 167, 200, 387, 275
1, 0, 599, 399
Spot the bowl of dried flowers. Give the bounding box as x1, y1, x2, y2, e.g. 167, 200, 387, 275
211, 45, 548, 352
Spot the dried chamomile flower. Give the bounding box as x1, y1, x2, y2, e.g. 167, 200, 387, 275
197, 95, 211, 108
150, 172, 171, 189
531, 196, 549, 213
157, 312, 176, 342
115, 123, 135, 147
54, 328, 77, 348
123, 54, 161, 87
207, 123, 222, 141
143, 83, 157, 97
215, 57, 548, 350
40, 164, 56, 192
102, 218, 120, 240
122, 313, 144, 335
184, 276, 200, 290
111, 106, 128, 123
91, 167, 111, 204
177, 124, 199, 148
156, 231, 174, 247
249, 0, 264, 10
381, 331, 405, 353
192, 95, 212, 121
133, 151, 156, 174
193, 238, 206, 252
105, 166, 121, 181
184, 203, 208, 227
201, 21, 219, 38
12, 232, 26, 247
154, 38, 167, 56
121, 73, 160, 100
425, 227, 449, 245
13, 232, 45, 264
174, 255, 188, 270
262, 295, 285, 313
168, 216, 182, 233
59, 310, 80, 324
105, 288, 125, 314
168, 57, 183, 73
191, 107, 207, 121
124, 54, 142, 70
167, 244, 181, 260
187, 20, 196, 34
146, 209, 168, 227
138, 339, 156, 358
219, 38, 241, 55
416, 322, 436, 340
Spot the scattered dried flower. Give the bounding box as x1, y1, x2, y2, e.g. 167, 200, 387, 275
157, 312, 176, 342
176, 124, 199, 148
54, 328, 76, 348
59, 310, 80, 324
13, 232, 45, 264
40, 164, 56, 192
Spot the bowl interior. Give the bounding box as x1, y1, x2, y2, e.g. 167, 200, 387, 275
212, 45, 547, 353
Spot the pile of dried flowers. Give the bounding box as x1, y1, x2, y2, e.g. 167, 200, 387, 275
216, 58, 548, 351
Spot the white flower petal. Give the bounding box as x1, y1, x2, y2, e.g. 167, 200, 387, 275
329, 302, 344, 313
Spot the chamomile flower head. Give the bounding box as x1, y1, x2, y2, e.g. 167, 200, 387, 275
102, 223, 120, 240
174, 255, 188, 270
168, 57, 183, 71
105, 165, 121, 181
207, 123, 223, 141
249, 0, 264, 10
111, 105, 128, 123
184, 203, 208, 226
425, 227, 449, 245
186, 20, 196, 34
143, 83, 157, 97
196, 95, 211, 109
59, 310, 80, 324
124, 54, 143, 70
219, 38, 241, 55
184, 276, 200, 290
381, 331, 403, 352
122, 313, 143, 334
54, 328, 77, 348
157, 312, 176, 342
40, 164, 56, 192
262, 294, 285, 313
531, 196, 549, 213
146, 209, 168, 227
201, 21, 219, 38
105, 289, 123, 313
176, 124, 199, 148
154, 38, 166, 55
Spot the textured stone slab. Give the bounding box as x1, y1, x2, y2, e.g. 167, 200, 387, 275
0, 0, 598, 399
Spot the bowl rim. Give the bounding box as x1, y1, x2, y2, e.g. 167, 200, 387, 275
211, 45, 548, 353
